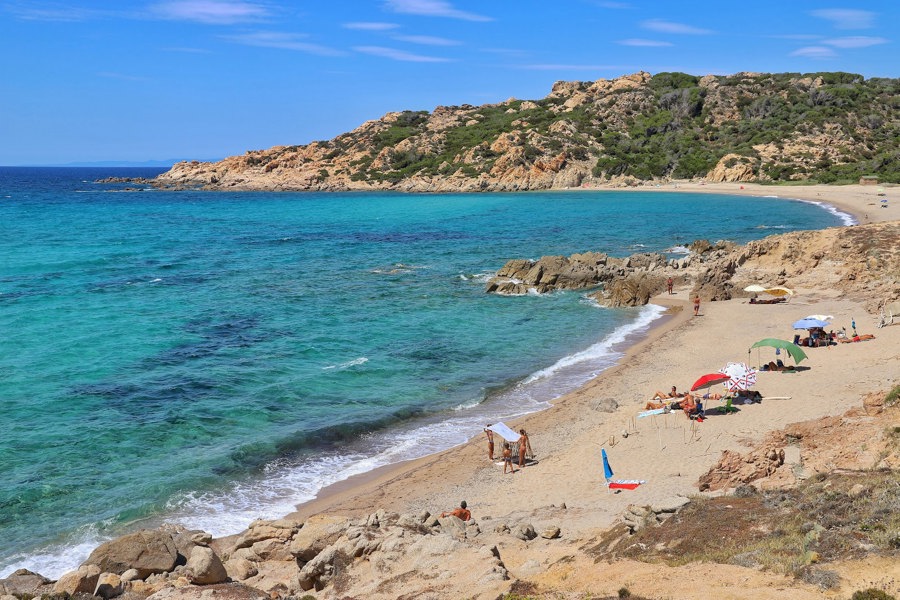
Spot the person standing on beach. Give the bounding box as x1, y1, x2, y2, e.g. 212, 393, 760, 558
485, 425, 495, 461
667, 277, 674, 295
517, 429, 532, 468
502, 442, 515, 474
693, 295, 701, 316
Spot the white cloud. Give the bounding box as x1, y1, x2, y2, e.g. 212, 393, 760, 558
5, 5, 99, 21
150, 1, 269, 25
822, 36, 888, 48
641, 19, 711, 35
811, 9, 875, 29
354, 45, 452, 62
393, 34, 460, 46
384, 0, 491, 22
343, 22, 400, 31
224, 32, 345, 55
617, 38, 673, 47
790, 46, 837, 58
519, 63, 631, 71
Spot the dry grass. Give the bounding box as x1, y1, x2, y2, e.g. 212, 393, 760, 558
587, 470, 900, 582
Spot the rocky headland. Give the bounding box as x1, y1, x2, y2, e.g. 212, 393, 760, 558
150, 71, 900, 193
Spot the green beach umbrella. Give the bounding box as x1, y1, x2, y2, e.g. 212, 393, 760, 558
749, 338, 808, 364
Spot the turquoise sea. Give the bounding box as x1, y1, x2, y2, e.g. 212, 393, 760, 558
0, 167, 850, 577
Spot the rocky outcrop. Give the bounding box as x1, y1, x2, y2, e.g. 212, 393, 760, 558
706, 153, 758, 183
621, 497, 691, 533
484, 221, 900, 310
698, 446, 786, 491
33, 504, 567, 600
84, 530, 178, 578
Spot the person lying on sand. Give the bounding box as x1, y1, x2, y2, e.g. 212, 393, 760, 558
839, 334, 876, 343
652, 385, 684, 400
762, 360, 797, 372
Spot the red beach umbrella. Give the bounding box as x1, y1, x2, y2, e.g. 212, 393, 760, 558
690, 373, 731, 391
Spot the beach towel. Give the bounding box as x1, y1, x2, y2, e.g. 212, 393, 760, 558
637, 407, 667, 418
607, 480, 645, 490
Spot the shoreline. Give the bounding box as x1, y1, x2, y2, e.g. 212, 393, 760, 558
6, 183, 897, 590
285, 301, 688, 522
585, 180, 896, 225
279, 183, 890, 524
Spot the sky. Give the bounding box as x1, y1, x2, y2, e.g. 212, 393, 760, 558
1, 0, 897, 166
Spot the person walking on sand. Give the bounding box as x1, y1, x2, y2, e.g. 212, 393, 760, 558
502, 442, 515, 474
667, 277, 674, 295
693, 295, 701, 316
485, 424, 495, 461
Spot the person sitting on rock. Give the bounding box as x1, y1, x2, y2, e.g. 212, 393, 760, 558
440, 500, 471, 521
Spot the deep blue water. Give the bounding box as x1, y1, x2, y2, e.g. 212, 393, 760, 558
0, 167, 847, 577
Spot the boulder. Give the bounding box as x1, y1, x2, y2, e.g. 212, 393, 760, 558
94, 572, 123, 599
541, 526, 561, 539
0, 569, 51, 596
289, 514, 348, 562
224, 557, 258, 581
84, 530, 178, 578
52, 564, 101, 595
145, 582, 269, 600
185, 546, 228, 585
591, 398, 619, 413
512, 524, 537, 541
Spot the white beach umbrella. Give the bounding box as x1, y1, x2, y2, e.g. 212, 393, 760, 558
719, 362, 758, 392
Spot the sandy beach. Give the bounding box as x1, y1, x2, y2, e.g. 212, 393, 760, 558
289, 182, 897, 516
269, 183, 899, 597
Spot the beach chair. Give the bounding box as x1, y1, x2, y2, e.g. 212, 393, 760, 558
720, 396, 738, 414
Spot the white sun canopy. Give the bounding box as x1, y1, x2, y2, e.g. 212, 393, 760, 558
487, 422, 520, 442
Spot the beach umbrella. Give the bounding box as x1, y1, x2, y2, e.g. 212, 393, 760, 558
601, 448, 644, 492
764, 286, 794, 298
719, 362, 758, 391
749, 338, 808, 364
690, 373, 732, 391
744, 284, 767, 293
805, 314, 834, 322
793, 318, 829, 330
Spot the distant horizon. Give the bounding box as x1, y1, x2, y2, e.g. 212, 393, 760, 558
3, 1, 896, 165
0, 160, 220, 168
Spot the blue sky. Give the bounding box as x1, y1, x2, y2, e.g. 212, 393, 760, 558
1, 0, 896, 165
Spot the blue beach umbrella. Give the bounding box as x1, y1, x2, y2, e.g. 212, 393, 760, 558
792, 318, 829, 330
602, 448, 614, 480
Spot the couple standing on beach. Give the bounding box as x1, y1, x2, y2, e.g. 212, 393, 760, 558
485, 425, 533, 473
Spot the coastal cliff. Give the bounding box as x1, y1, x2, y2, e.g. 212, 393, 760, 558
155, 71, 900, 192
